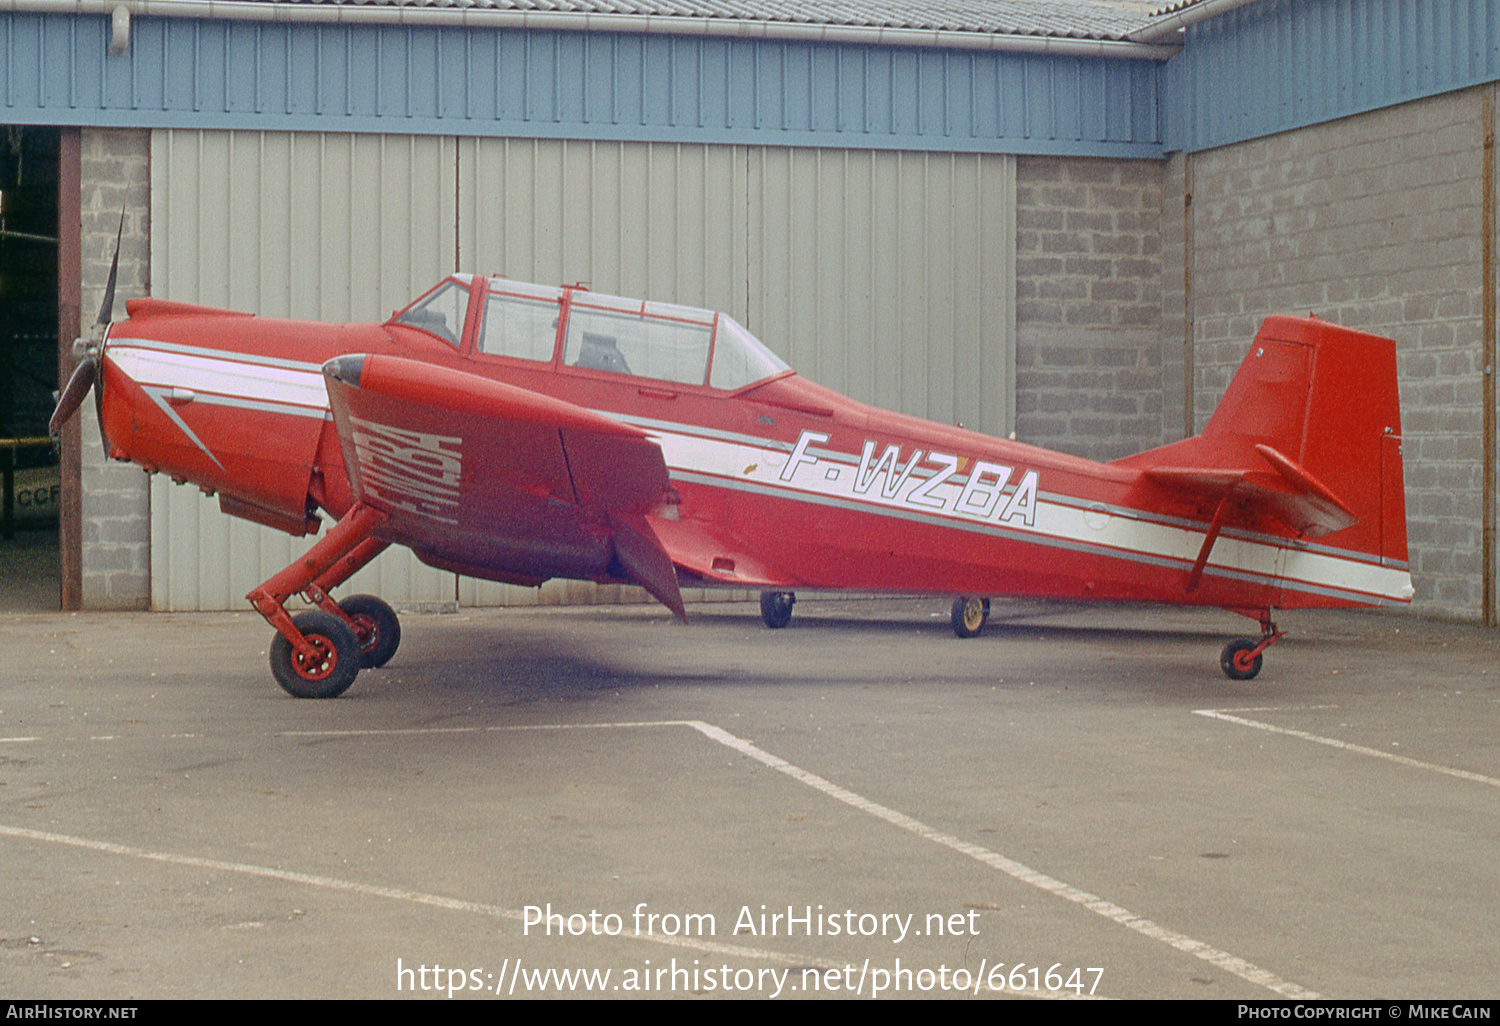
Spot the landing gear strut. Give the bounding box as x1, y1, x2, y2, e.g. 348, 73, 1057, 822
1220, 612, 1284, 681
247, 503, 395, 698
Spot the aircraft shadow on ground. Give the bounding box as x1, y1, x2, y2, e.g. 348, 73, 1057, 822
357, 607, 1303, 703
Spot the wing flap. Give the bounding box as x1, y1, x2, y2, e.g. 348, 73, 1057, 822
609, 513, 687, 620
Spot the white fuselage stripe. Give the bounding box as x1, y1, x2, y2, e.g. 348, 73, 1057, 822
109, 336, 327, 374
107, 341, 328, 414
646, 427, 1413, 605
611, 411, 1406, 571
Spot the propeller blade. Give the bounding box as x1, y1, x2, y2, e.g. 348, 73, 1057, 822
50, 355, 98, 440
96, 203, 127, 327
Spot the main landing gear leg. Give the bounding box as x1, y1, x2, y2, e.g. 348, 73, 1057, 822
301, 538, 401, 669
247, 503, 389, 699
1220, 611, 1284, 681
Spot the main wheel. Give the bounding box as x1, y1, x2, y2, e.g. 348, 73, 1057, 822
1220, 638, 1263, 681
339, 594, 401, 668
952, 596, 990, 638
760, 591, 795, 629
269, 610, 361, 699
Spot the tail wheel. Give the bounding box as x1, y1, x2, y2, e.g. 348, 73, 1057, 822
269, 610, 361, 699
952, 596, 990, 638
1220, 638, 1264, 681
760, 591, 795, 629
339, 594, 402, 669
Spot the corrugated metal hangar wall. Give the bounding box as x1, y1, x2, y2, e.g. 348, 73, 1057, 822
7, 7, 1156, 613
147, 129, 1015, 610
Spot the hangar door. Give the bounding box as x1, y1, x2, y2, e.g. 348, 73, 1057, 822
148, 130, 1016, 611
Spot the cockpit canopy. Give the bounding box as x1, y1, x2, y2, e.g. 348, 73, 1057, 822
392, 275, 791, 392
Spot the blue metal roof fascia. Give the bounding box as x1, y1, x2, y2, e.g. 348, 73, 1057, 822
1164, 0, 1500, 153
1, 11, 1166, 157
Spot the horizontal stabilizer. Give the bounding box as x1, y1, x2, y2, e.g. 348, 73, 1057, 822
1144, 442, 1357, 539
1116, 316, 1406, 574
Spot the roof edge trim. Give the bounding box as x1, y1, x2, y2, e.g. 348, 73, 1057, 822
1129, 0, 1264, 44
2, 0, 1180, 59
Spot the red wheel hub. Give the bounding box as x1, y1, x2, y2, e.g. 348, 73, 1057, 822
292, 635, 339, 680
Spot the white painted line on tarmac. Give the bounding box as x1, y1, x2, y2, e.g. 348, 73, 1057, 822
1206, 706, 1339, 714
670, 720, 1320, 1000
1194, 708, 1500, 789
293, 719, 1319, 998
0, 822, 827, 969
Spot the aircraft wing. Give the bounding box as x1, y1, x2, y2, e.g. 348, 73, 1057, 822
320, 353, 685, 620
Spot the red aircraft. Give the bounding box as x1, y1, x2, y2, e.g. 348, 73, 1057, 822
52, 263, 1413, 697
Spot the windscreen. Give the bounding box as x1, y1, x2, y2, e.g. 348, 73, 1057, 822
391, 277, 470, 347
709, 313, 791, 390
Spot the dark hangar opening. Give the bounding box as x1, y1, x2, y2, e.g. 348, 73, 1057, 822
0, 125, 61, 611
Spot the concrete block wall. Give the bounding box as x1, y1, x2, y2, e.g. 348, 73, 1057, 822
79, 129, 151, 610
1182, 88, 1490, 618
1014, 157, 1166, 462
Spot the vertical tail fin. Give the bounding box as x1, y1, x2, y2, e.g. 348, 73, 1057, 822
1117, 315, 1407, 568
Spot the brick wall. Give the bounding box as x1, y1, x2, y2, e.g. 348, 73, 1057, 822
79, 129, 150, 610
1182, 88, 1489, 618
1014, 157, 1165, 462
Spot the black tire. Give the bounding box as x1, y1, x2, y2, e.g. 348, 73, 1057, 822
340, 594, 401, 669
269, 610, 362, 699
1220, 638, 1263, 681
952, 596, 988, 638
760, 591, 795, 629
